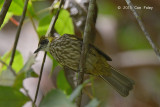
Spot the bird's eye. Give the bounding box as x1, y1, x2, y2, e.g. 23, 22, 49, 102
39, 39, 49, 45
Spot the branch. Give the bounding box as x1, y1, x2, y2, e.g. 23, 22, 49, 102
46, 0, 64, 36
33, 0, 64, 106
0, 0, 12, 27
9, 0, 29, 76
33, 53, 47, 107
125, 0, 160, 60
10, 17, 19, 26
0, 59, 14, 73
23, 86, 34, 104
77, 0, 96, 106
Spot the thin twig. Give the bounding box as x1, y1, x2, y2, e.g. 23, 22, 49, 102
33, 52, 47, 107
10, 17, 19, 26
0, 0, 12, 27
0, 59, 15, 73
23, 86, 34, 103
9, 0, 29, 76
33, 0, 64, 106
28, 12, 40, 37
46, 0, 64, 36
125, 0, 160, 59
77, 0, 96, 106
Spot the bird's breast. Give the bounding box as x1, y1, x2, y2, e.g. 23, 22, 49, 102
49, 37, 108, 75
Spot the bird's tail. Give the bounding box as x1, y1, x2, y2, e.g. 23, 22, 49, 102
100, 67, 134, 97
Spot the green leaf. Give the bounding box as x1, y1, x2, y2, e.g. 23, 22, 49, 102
47, 52, 59, 69
69, 79, 91, 102
55, 9, 74, 35
37, 9, 74, 36
85, 98, 100, 107
13, 69, 38, 89
27, 1, 37, 19
0, 0, 4, 8
13, 55, 37, 89
0, 12, 13, 30
0, 50, 23, 73
37, 14, 53, 36
13, 72, 25, 89
19, 54, 35, 73
0, 0, 23, 29
57, 70, 72, 95
0, 0, 37, 29
26, 68, 38, 78
40, 89, 76, 107
47, 52, 60, 77
0, 86, 29, 107
8, 0, 24, 16
0, 69, 16, 86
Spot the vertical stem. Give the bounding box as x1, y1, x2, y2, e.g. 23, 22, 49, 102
77, 0, 96, 106
33, 52, 47, 107
9, 0, 29, 75
0, 0, 12, 27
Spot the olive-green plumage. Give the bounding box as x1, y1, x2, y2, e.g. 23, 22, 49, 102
34, 34, 134, 97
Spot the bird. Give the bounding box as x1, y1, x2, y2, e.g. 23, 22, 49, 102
34, 34, 134, 97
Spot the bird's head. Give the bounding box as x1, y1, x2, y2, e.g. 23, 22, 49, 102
34, 36, 54, 53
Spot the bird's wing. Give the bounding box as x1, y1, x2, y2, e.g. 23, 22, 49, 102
63, 34, 112, 61
90, 45, 112, 61
63, 34, 83, 40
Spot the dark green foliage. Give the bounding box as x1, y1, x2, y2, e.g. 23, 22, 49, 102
0, 86, 29, 107
57, 70, 72, 95
37, 9, 74, 36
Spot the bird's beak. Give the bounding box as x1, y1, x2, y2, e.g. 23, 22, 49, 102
34, 47, 41, 54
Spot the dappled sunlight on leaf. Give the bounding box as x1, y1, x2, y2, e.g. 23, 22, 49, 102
0, 50, 23, 73
55, 9, 74, 35
37, 9, 74, 36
